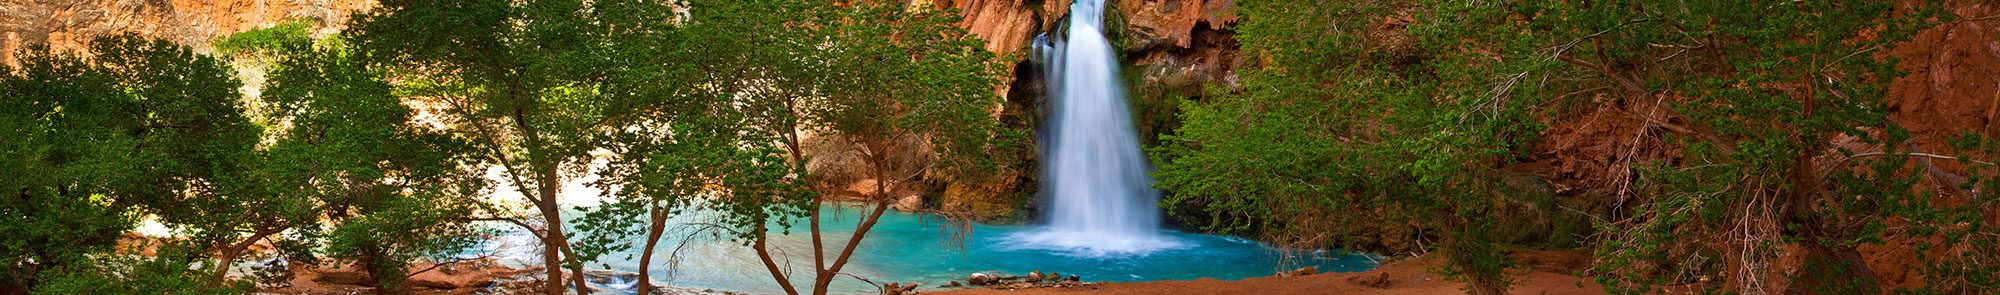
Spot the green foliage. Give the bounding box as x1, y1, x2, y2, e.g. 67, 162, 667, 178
347, 0, 725, 292
672, 0, 1017, 237
34, 245, 252, 295
1168, 0, 1997, 293
3, 17, 496, 294
1497, 1, 1991, 293
247, 25, 488, 292
1, 34, 259, 293
212, 20, 314, 56
813, 2, 1018, 182
661, 1, 1017, 294
1156, 1, 1552, 293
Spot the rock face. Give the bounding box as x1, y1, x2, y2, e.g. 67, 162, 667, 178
1108, 0, 1237, 52
935, 0, 1236, 56
933, 0, 1047, 56
1888, 2, 2000, 151
0, 0, 375, 64
1872, 2, 2000, 290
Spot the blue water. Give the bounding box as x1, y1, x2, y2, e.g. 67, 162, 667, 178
481, 206, 1378, 294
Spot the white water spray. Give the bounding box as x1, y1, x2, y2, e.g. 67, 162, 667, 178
1019, 0, 1175, 256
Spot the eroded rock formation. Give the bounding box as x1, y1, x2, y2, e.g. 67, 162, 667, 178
0, 0, 373, 65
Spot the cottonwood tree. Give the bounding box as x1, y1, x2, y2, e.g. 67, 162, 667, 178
577, 114, 809, 294
237, 27, 491, 293
686, 1, 1015, 294
0, 35, 261, 294
347, 0, 693, 292
563, 1, 816, 293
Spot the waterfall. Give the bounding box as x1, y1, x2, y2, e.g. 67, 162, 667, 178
1020, 0, 1174, 256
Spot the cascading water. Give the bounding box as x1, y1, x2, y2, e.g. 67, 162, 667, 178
1017, 0, 1176, 256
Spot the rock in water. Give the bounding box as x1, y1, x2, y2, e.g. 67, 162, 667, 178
1026, 270, 1043, 283
893, 194, 923, 212
1065, 275, 1080, 282
968, 273, 997, 285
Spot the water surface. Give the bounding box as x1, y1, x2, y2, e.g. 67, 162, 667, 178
481, 207, 1378, 294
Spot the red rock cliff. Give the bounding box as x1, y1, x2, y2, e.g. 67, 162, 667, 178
0, 0, 375, 64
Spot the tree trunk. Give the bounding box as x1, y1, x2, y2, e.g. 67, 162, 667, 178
212, 247, 242, 283
212, 227, 281, 282
569, 247, 589, 294
803, 137, 899, 295
535, 169, 576, 294
762, 101, 810, 295
810, 202, 890, 295
753, 228, 804, 295
1783, 75, 1879, 294
636, 204, 669, 294
358, 244, 411, 295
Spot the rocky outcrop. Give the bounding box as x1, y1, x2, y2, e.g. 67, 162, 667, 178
935, 0, 1237, 57
0, 0, 373, 64
1109, 0, 1236, 52
1888, 2, 2000, 150
1871, 1, 2000, 290
929, 0, 1047, 56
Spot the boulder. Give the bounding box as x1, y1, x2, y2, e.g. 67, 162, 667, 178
883, 282, 919, 295
968, 272, 997, 285
1279, 266, 1317, 277
1025, 270, 1043, 283
1065, 275, 1079, 282
1110, 0, 1239, 52
893, 194, 923, 212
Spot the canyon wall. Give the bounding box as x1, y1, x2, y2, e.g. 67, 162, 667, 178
0, 0, 373, 65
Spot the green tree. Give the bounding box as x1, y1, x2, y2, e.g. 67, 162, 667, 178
0, 34, 260, 294
243, 26, 490, 293
1156, 1, 1556, 293
347, 0, 694, 292
681, 1, 1016, 294
563, 1, 815, 292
